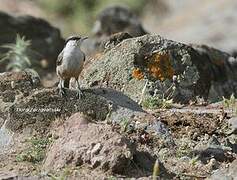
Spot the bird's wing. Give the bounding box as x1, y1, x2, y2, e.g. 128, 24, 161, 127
56, 50, 64, 66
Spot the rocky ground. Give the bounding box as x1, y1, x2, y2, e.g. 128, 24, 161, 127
0, 88, 237, 179
0, 1, 237, 180
0, 34, 237, 180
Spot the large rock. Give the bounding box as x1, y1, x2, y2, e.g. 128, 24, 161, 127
44, 113, 134, 174
82, 35, 237, 103
191, 44, 237, 101
92, 6, 147, 37
6, 88, 110, 132
82, 6, 147, 56
0, 11, 64, 71
44, 112, 173, 178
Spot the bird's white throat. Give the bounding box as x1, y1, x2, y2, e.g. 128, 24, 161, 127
65, 40, 80, 48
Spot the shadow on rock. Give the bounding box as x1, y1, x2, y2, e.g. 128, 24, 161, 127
192, 147, 235, 164
91, 88, 144, 112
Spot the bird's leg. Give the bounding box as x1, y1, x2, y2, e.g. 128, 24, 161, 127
58, 79, 66, 97
76, 78, 84, 99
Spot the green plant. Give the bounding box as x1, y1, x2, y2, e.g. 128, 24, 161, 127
190, 156, 199, 166
0, 34, 33, 71
16, 136, 53, 164
142, 96, 173, 109
107, 176, 117, 180
176, 143, 191, 158
119, 118, 130, 132
152, 159, 160, 180
222, 94, 237, 115
142, 80, 175, 109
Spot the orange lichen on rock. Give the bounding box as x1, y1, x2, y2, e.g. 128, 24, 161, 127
132, 68, 144, 80
147, 52, 174, 81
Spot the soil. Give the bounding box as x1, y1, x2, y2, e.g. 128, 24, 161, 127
0, 102, 236, 179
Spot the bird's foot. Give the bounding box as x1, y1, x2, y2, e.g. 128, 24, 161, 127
58, 87, 66, 97
76, 89, 85, 99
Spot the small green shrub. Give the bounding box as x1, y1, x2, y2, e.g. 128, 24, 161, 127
107, 176, 117, 180
0, 34, 33, 71
190, 156, 199, 166
222, 94, 237, 115
16, 136, 53, 164
119, 118, 130, 132
142, 96, 173, 109
176, 143, 191, 158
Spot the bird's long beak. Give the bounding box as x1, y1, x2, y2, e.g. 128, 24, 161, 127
82, 37, 88, 41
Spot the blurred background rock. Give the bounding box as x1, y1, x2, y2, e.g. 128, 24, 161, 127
0, 0, 236, 53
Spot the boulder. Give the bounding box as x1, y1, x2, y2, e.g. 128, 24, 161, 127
44, 113, 135, 174
92, 6, 147, 38
82, 6, 147, 56
6, 88, 110, 132
191, 44, 237, 101
0, 11, 64, 71
82, 35, 237, 104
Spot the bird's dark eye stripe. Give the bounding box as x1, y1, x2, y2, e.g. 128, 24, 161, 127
65, 36, 81, 44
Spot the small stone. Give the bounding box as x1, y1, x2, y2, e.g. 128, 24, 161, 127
91, 143, 102, 155
228, 117, 237, 135
209, 158, 218, 169
192, 132, 199, 140
91, 156, 104, 168
204, 134, 209, 141
10, 81, 15, 89
208, 135, 221, 146
179, 156, 190, 162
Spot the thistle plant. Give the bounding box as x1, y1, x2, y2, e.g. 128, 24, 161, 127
0, 34, 32, 71
222, 94, 237, 115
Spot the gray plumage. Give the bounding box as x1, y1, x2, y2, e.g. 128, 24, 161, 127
56, 35, 87, 98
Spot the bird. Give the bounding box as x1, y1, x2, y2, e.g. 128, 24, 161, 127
56, 35, 88, 99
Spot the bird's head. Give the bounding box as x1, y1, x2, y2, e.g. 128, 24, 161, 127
65, 35, 88, 47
